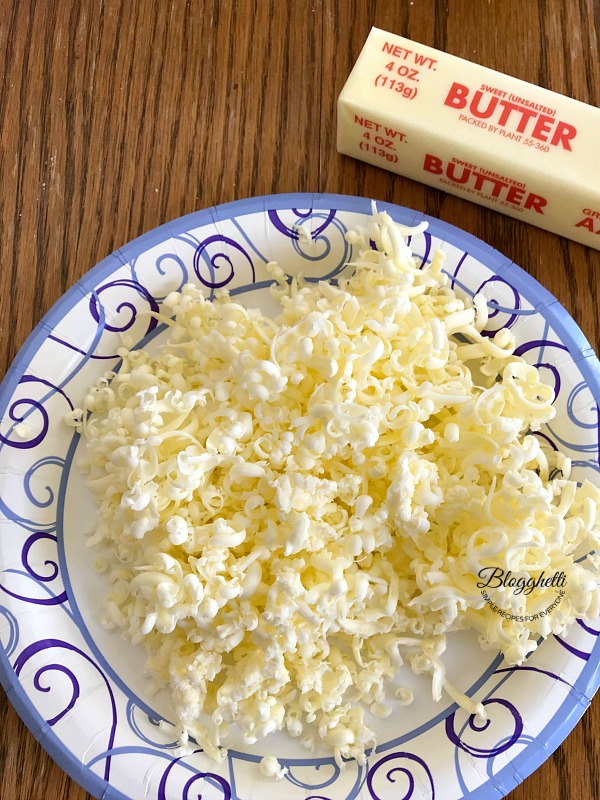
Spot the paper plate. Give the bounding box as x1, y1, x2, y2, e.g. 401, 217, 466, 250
1, 193, 600, 800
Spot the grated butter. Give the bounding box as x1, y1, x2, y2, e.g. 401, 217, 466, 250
69, 207, 600, 769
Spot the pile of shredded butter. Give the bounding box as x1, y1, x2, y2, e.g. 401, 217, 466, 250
70, 207, 600, 768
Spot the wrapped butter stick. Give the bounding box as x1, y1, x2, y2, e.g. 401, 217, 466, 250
337, 27, 600, 250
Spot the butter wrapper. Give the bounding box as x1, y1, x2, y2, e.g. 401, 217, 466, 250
337, 27, 600, 250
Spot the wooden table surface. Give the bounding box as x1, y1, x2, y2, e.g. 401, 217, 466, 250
1, 0, 599, 798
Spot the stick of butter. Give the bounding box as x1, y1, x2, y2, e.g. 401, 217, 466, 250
337, 28, 600, 250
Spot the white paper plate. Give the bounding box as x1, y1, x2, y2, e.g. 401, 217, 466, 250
1, 193, 600, 800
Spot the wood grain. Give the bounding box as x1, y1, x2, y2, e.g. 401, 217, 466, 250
1, 0, 599, 797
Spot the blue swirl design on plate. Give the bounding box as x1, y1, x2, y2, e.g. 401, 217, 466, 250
0, 458, 65, 535
194, 234, 256, 290
554, 616, 600, 661
0, 377, 72, 598
284, 760, 342, 791
291, 213, 350, 275
0, 565, 67, 607
577, 619, 600, 635
445, 699, 523, 758
444, 253, 539, 337
133, 252, 190, 295
89, 279, 159, 335
0, 375, 73, 451
129, 229, 197, 299
545, 381, 600, 461
23, 456, 65, 509
126, 699, 179, 749
493, 664, 575, 689
476, 274, 522, 334
0, 551, 68, 608
0, 398, 48, 451
268, 208, 351, 280
0, 451, 68, 606
447, 251, 469, 290
367, 751, 435, 800
268, 208, 336, 240
21, 531, 61, 583
0, 606, 19, 657
13, 638, 117, 781
49, 280, 159, 362
513, 339, 568, 401
446, 698, 523, 798
0, 196, 600, 800
157, 752, 232, 800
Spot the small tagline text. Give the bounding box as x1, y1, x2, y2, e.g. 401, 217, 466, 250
481, 590, 565, 622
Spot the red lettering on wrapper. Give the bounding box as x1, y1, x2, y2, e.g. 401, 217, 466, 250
422, 153, 547, 214
575, 216, 600, 233
532, 114, 554, 142
354, 115, 381, 131
382, 41, 412, 60
470, 92, 499, 119
506, 185, 526, 205
423, 153, 443, 175
496, 101, 536, 131
523, 193, 547, 213
442, 82, 577, 150
444, 82, 469, 110
447, 162, 471, 184
551, 121, 577, 150
576, 217, 595, 232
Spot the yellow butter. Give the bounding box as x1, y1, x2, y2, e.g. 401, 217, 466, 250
337, 28, 600, 250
